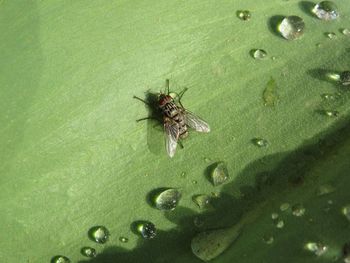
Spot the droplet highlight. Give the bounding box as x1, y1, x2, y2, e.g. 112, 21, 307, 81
210, 162, 229, 186
137, 222, 157, 239
154, 188, 181, 211
304, 242, 328, 256
81, 247, 97, 258
119, 236, 129, 243
51, 256, 71, 263
237, 10, 251, 21
312, 1, 339, 20
323, 110, 339, 117
88, 226, 110, 244
278, 16, 305, 40
252, 138, 269, 147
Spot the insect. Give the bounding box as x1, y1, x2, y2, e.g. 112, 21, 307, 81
134, 80, 210, 157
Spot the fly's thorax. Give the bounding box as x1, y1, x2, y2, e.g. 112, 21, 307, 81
158, 94, 173, 108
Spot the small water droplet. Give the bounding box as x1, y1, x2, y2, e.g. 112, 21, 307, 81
342, 205, 350, 221
51, 256, 71, 263
252, 49, 267, 60
192, 180, 198, 184
317, 184, 336, 196
271, 56, 277, 60
210, 162, 229, 186
88, 226, 110, 244
154, 188, 181, 211
275, 219, 284, 228
262, 235, 274, 244
237, 10, 251, 21
304, 242, 328, 256
323, 110, 339, 117
280, 203, 290, 211
313, 1, 339, 20
292, 204, 306, 217
81, 247, 97, 258
278, 16, 305, 40
192, 194, 212, 210
252, 138, 269, 147
326, 32, 336, 39
137, 222, 157, 239
271, 213, 279, 220
341, 28, 350, 36
194, 216, 205, 228
119, 236, 129, 243
321, 93, 337, 100
340, 71, 350, 86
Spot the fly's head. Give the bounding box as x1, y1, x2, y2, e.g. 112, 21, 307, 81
158, 93, 173, 108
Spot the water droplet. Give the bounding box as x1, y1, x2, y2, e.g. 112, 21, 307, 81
154, 188, 181, 211
292, 204, 306, 217
252, 138, 269, 147
280, 203, 290, 211
304, 242, 328, 256
81, 247, 97, 258
237, 10, 251, 21
317, 184, 336, 196
210, 162, 229, 186
192, 194, 212, 210
278, 16, 305, 40
88, 226, 110, 244
275, 219, 284, 228
342, 205, 350, 221
137, 222, 157, 239
323, 110, 339, 117
271, 56, 277, 60
192, 180, 198, 184
51, 256, 71, 263
321, 93, 337, 100
119, 236, 129, 243
194, 216, 205, 228
262, 235, 274, 244
252, 49, 267, 60
271, 213, 279, 220
326, 32, 336, 39
341, 28, 350, 36
340, 71, 350, 86
313, 1, 339, 20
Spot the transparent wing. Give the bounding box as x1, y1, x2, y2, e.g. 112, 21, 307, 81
183, 110, 210, 133
164, 118, 180, 158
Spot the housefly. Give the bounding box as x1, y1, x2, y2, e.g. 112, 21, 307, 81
134, 80, 210, 157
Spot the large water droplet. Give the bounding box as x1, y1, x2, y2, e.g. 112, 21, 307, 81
88, 226, 110, 244
210, 162, 229, 186
304, 242, 328, 256
252, 138, 269, 147
154, 188, 181, 211
340, 71, 350, 86
51, 256, 71, 263
278, 16, 305, 40
292, 204, 306, 217
342, 205, 350, 221
192, 194, 212, 210
81, 247, 97, 258
312, 1, 339, 20
252, 49, 267, 60
137, 222, 157, 239
191, 225, 242, 261
237, 10, 251, 21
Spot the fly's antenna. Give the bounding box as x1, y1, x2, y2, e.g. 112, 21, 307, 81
165, 79, 170, 94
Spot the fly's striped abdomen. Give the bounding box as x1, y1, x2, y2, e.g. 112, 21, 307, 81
162, 101, 188, 138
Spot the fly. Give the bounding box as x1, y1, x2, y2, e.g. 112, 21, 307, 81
134, 79, 210, 158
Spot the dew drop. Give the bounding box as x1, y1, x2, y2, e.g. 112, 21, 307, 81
119, 236, 129, 243
321, 93, 337, 100
237, 10, 251, 21
192, 180, 198, 184
278, 16, 305, 40
252, 49, 267, 60
154, 188, 181, 211
137, 222, 157, 239
192, 194, 212, 210
304, 242, 328, 256
280, 203, 290, 212
88, 226, 110, 244
340, 71, 350, 86
342, 205, 350, 221
271, 213, 279, 220
326, 32, 336, 39
316, 184, 336, 196
81, 247, 97, 258
292, 204, 306, 217
51, 256, 71, 263
312, 1, 339, 20
252, 138, 269, 147
210, 162, 229, 186
341, 28, 350, 36
262, 235, 274, 244
275, 219, 284, 228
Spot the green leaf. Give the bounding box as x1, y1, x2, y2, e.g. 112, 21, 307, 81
1, 1, 350, 263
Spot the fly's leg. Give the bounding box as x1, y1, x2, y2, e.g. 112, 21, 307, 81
177, 88, 188, 108
133, 95, 150, 106
136, 116, 158, 122
166, 79, 170, 94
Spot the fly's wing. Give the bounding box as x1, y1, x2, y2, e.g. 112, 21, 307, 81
164, 117, 180, 158
183, 110, 210, 133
